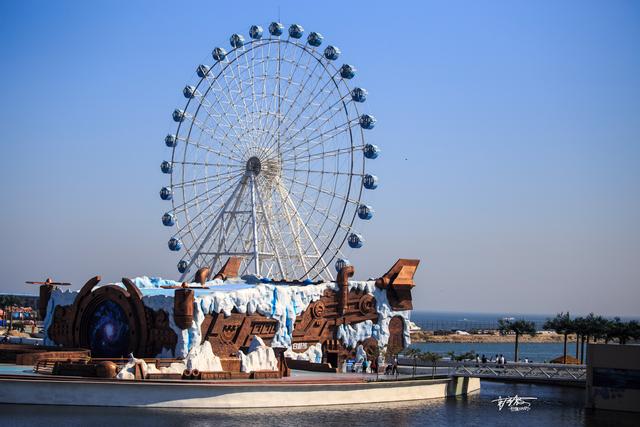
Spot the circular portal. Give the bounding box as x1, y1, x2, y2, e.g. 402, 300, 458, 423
87, 300, 130, 358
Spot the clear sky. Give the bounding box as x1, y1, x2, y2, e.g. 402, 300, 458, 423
1, 1, 638, 316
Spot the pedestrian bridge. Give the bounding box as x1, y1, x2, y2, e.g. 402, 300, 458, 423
398, 359, 586, 386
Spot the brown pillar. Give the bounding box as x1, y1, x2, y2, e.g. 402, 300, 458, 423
337, 265, 354, 317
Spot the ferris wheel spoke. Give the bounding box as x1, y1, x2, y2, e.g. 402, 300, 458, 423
255, 41, 311, 152
255, 39, 300, 156
188, 92, 249, 151
282, 97, 353, 151
185, 73, 257, 158
170, 180, 246, 238
258, 54, 322, 153
279, 118, 358, 158
228, 47, 260, 153
169, 173, 244, 217
172, 160, 244, 168
185, 112, 253, 159
275, 180, 332, 279
284, 186, 356, 261
171, 168, 244, 190
280, 174, 360, 207
280, 166, 361, 178
265, 81, 351, 157
281, 145, 365, 164
261, 78, 336, 156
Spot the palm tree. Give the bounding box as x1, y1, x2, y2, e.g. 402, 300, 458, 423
606, 318, 640, 345
403, 348, 422, 378
571, 316, 589, 362
544, 312, 572, 363
454, 351, 477, 362
420, 351, 442, 378
497, 319, 537, 362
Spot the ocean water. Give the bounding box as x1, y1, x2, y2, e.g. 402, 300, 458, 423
408, 311, 582, 362
409, 342, 571, 363
2, 381, 639, 426
410, 311, 555, 331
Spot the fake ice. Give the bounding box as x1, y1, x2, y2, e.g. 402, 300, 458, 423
284, 343, 323, 363
238, 336, 278, 372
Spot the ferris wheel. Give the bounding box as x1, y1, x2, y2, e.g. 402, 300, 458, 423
160, 22, 381, 281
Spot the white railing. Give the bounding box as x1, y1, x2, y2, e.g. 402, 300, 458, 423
398, 358, 586, 382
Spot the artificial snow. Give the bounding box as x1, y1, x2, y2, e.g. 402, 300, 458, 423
146, 362, 186, 375
284, 343, 323, 363
116, 354, 148, 380
238, 336, 278, 372
185, 341, 223, 372
355, 344, 367, 363
337, 320, 375, 349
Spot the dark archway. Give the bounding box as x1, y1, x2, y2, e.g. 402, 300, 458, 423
388, 316, 405, 352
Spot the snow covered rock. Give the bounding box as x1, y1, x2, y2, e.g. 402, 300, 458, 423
337, 320, 375, 349
146, 362, 186, 375
116, 354, 148, 380
284, 343, 323, 363
238, 336, 279, 372
185, 341, 223, 372
355, 344, 367, 364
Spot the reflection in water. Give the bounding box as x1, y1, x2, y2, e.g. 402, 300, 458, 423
1, 382, 639, 427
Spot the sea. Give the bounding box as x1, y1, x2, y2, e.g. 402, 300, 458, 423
408, 310, 565, 362
407, 311, 637, 362
2, 382, 639, 426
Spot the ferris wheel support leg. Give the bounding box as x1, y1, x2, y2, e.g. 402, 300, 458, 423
249, 174, 260, 276
179, 177, 246, 281
254, 180, 286, 279
274, 181, 310, 275
209, 178, 249, 274
277, 180, 333, 281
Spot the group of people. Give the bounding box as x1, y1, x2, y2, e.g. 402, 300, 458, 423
346, 356, 399, 375
476, 354, 507, 365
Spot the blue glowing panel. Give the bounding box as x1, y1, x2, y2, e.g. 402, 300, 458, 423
88, 300, 130, 358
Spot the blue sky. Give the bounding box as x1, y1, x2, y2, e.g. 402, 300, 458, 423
1, 1, 639, 315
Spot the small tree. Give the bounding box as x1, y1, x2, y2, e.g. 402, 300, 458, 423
498, 319, 536, 362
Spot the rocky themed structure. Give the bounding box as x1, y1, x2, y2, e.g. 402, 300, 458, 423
40, 258, 419, 370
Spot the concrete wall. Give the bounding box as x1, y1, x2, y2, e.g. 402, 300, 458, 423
586, 343, 640, 413
0, 376, 480, 408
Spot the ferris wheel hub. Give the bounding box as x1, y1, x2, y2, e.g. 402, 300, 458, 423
245, 156, 262, 176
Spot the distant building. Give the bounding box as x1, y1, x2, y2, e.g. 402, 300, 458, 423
586, 343, 640, 413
